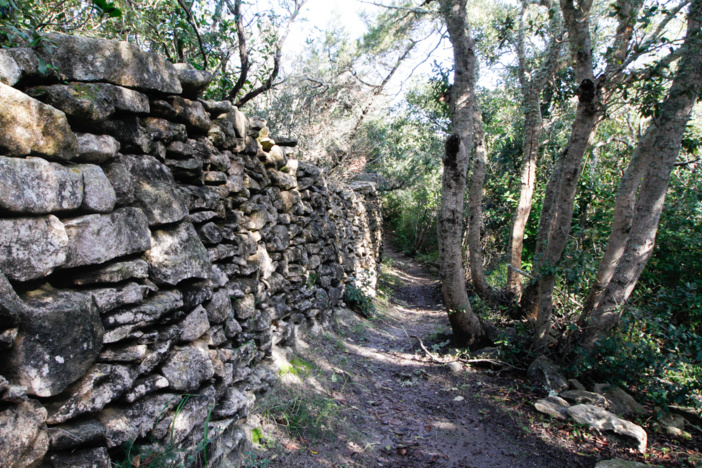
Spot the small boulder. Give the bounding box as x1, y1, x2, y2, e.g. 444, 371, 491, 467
595, 384, 646, 417
47, 418, 106, 450
528, 355, 569, 393
75, 133, 120, 163
177, 305, 210, 342
76, 164, 117, 213
173, 63, 213, 98
118, 154, 189, 225
534, 396, 570, 421
97, 392, 179, 447
47, 363, 138, 424
559, 390, 608, 408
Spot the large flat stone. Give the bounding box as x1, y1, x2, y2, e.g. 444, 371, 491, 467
26, 82, 149, 123
63, 207, 151, 268
567, 404, 648, 453
97, 393, 179, 447
3, 289, 103, 397
87, 282, 150, 314
47, 418, 106, 450
103, 289, 183, 327
145, 222, 211, 285
0, 82, 77, 160
47, 363, 138, 424
0, 156, 83, 214
69, 259, 149, 286
0, 215, 68, 281
40, 33, 182, 94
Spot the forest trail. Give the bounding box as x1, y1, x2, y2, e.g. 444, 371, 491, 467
241, 239, 592, 468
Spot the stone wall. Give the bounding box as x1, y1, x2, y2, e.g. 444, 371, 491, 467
0, 33, 381, 467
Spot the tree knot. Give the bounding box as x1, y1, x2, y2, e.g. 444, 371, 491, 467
444, 134, 461, 164
577, 79, 596, 104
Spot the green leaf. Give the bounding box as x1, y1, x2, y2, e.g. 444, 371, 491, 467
92, 0, 122, 18
37, 58, 48, 75
252, 427, 264, 445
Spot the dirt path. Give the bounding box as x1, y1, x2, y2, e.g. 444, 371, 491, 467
240, 242, 593, 467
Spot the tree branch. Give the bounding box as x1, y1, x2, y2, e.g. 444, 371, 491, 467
234, 0, 308, 107
176, 0, 208, 70
226, 0, 249, 100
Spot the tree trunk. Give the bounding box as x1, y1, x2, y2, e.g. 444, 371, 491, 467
437, 0, 483, 347
506, 1, 563, 299
506, 87, 542, 298
581, 0, 702, 345
528, 0, 597, 351
468, 113, 490, 299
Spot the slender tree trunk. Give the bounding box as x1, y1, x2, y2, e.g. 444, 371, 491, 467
468, 115, 490, 298
506, 2, 563, 299
437, 0, 483, 347
527, 0, 597, 350
581, 0, 702, 345
579, 128, 653, 317
506, 87, 543, 297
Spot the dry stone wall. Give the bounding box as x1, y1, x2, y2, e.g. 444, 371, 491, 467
0, 33, 381, 467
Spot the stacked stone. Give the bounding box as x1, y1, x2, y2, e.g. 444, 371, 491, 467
0, 33, 381, 467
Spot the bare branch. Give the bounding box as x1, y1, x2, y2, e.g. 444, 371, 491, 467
177, 0, 208, 69
226, 0, 249, 100
235, 0, 308, 107
358, 0, 432, 14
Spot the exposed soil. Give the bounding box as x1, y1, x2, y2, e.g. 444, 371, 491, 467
236, 240, 700, 468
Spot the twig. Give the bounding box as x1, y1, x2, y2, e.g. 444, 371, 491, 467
456, 357, 526, 371
410, 335, 523, 370
410, 335, 447, 363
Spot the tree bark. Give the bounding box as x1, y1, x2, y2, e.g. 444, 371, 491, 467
581, 0, 702, 345
468, 114, 490, 298
437, 0, 483, 347
506, 1, 563, 299
527, 0, 597, 351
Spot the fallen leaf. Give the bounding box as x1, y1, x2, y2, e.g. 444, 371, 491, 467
310, 450, 319, 455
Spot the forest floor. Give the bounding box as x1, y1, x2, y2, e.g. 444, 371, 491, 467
236, 238, 700, 468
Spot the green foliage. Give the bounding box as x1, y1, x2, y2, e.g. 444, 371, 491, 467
343, 283, 376, 318
571, 310, 702, 411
